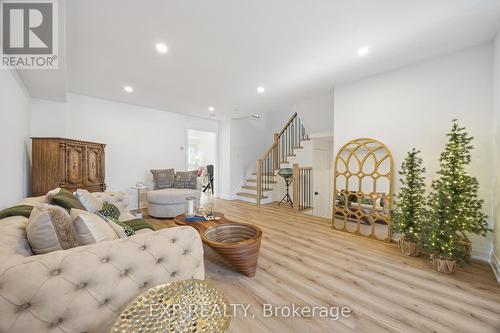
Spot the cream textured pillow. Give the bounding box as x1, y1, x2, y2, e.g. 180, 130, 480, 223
70, 209, 118, 245
46, 187, 61, 201
104, 217, 128, 238
27, 204, 79, 254
75, 189, 103, 212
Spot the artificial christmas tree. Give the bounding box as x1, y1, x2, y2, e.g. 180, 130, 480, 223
424, 120, 489, 272
392, 149, 426, 256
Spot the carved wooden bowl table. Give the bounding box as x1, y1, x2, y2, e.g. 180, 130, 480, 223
174, 213, 262, 277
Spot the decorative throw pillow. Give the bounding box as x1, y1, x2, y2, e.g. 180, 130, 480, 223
174, 170, 198, 189
46, 187, 62, 201
100, 215, 135, 238
70, 209, 118, 245
75, 189, 103, 213
27, 204, 79, 254
98, 202, 121, 220
151, 168, 175, 190
51, 188, 86, 211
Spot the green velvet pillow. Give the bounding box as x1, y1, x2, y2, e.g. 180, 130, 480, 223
98, 202, 121, 220
50, 189, 86, 211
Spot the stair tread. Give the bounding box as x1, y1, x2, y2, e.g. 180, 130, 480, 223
242, 185, 272, 191
236, 192, 268, 199
247, 179, 277, 184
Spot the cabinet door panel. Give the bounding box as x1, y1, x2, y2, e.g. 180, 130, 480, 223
86, 147, 102, 185
66, 144, 85, 186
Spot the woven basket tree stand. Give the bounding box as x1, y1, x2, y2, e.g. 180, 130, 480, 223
398, 237, 421, 257
431, 257, 456, 274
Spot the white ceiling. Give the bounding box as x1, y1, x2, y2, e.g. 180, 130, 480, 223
21, 0, 500, 119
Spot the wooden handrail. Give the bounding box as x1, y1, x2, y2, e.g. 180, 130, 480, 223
278, 112, 298, 136
259, 112, 298, 160
259, 141, 276, 160
255, 112, 307, 205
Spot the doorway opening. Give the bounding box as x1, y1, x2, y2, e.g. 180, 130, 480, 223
187, 129, 217, 191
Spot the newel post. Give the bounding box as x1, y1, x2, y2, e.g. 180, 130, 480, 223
293, 163, 300, 212
256, 159, 262, 205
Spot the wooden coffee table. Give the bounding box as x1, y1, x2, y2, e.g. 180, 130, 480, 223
174, 213, 262, 277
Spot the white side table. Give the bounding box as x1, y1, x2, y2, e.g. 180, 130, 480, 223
131, 185, 148, 218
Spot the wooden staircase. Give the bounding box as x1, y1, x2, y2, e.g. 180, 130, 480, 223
236, 112, 312, 209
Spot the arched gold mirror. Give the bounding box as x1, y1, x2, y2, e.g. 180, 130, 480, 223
332, 138, 393, 242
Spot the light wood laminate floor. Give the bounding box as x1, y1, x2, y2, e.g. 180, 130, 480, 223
146, 199, 500, 333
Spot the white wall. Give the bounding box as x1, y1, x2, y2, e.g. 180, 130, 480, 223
334, 44, 494, 261
229, 116, 271, 196
265, 90, 334, 136
218, 120, 232, 199
31, 93, 218, 209
493, 32, 500, 274
0, 70, 31, 208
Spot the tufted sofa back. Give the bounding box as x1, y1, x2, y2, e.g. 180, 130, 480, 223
93, 191, 129, 213
0, 191, 206, 333
0, 226, 205, 333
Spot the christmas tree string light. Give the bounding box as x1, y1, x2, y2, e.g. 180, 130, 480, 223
392, 148, 426, 244
423, 119, 489, 264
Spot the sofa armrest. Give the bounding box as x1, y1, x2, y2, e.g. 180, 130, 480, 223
0, 226, 204, 333
93, 191, 130, 213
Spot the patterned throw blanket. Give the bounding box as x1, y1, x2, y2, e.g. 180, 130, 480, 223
122, 218, 156, 231
0, 205, 34, 220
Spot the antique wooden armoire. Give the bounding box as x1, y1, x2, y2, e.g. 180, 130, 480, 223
31, 138, 106, 196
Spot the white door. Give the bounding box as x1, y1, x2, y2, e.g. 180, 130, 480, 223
312, 138, 333, 218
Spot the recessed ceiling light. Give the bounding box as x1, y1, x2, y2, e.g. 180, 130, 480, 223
155, 42, 168, 54
208, 106, 215, 112
257, 86, 265, 94
124, 85, 134, 93
251, 114, 260, 119
357, 47, 370, 57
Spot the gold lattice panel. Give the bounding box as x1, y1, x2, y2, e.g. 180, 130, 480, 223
332, 138, 393, 242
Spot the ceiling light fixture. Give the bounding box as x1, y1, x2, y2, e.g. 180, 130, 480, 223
124, 85, 134, 93
155, 42, 168, 54
357, 47, 370, 57
257, 86, 265, 94
251, 114, 260, 119
208, 106, 215, 112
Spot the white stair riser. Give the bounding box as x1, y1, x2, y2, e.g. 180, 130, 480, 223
240, 187, 272, 195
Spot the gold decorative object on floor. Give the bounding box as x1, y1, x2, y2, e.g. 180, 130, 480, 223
110, 279, 231, 333
332, 138, 393, 242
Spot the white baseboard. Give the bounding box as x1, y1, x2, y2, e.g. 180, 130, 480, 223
217, 194, 235, 200
490, 251, 500, 284
471, 250, 490, 264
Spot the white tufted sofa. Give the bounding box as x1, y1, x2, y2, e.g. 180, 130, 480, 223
0, 191, 205, 333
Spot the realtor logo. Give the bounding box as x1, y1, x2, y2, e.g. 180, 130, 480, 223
1, 0, 58, 69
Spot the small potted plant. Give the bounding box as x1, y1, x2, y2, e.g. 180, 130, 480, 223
423, 120, 489, 273
392, 149, 426, 257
